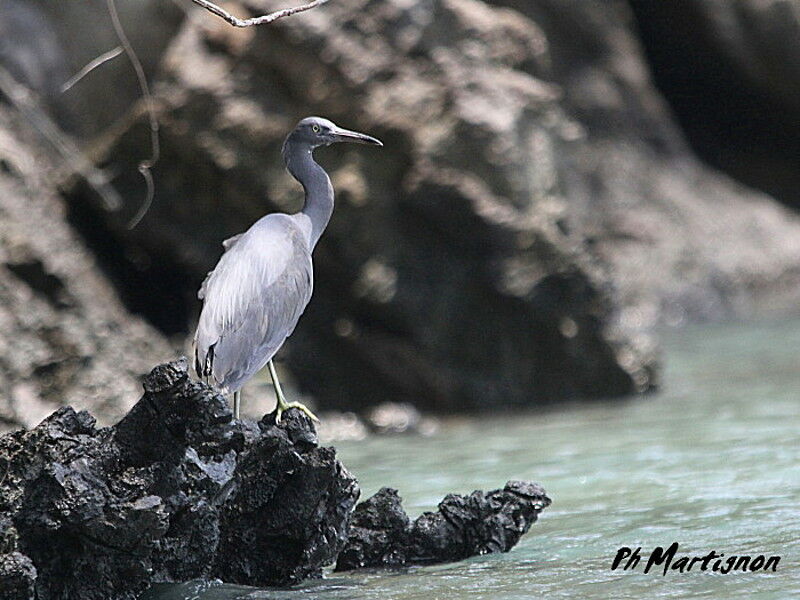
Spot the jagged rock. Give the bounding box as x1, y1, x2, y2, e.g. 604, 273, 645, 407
336, 481, 551, 570
0, 360, 551, 595
0, 359, 360, 598
212, 411, 358, 585
0, 552, 36, 600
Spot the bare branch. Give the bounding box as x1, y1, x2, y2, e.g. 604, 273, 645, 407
0, 65, 123, 211
106, 0, 160, 229
61, 47, 124, 94
188, 0, 330, 27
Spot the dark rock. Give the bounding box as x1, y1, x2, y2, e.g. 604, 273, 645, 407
0, 359, 359, 598
1, 361, 550, 594
212, 408, 359, 585
335, 481, 551, 571
0, 551, 36, 600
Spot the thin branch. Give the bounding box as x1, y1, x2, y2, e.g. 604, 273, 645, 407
106, 0, 160, 229
61, 47, 124, 94
127, 161, 155, 231
188, 0, 330, 27
0, 65, 123, 211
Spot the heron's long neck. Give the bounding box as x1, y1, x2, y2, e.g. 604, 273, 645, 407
285, 143, 333, 249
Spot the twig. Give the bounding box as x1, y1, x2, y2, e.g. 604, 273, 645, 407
61, 47, 124, 94
0, 65, 123, 211
106, 0, 159, 230
188, 0, 330, 27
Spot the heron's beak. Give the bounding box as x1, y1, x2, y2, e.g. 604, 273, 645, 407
331, 126, 383, 146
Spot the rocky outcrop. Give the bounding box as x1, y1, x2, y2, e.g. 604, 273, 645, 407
0, 360, 550, 598
336, 482, 551, 571
0, 360, 360, 599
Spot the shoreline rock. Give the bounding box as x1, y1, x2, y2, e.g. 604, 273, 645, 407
336, 482, 551, 571
0, 360, 550, 599
0, 359, 359, 598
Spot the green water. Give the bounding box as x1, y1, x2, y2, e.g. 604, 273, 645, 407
147, 320, 800, 599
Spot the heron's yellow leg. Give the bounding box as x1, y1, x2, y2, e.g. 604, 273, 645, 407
268, 359, 319, 423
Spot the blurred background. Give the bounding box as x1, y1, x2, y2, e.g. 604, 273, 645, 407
1, 0, 799, 431
3, 2, 800, 598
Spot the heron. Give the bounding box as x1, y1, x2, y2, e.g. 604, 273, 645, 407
193, 116, 382, 421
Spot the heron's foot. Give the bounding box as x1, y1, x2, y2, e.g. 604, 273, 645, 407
275, 399, 320, 424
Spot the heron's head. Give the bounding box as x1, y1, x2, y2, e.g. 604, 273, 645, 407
285, 117, 383, 152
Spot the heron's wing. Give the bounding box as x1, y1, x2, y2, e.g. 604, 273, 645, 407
222, 233, 243, 250
194, 216, 313, 390
198, 233, 246, 300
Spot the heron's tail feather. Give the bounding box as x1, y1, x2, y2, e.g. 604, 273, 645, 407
194, 341, 216, 380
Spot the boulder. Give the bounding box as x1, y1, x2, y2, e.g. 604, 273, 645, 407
336, 481, 551, 570
0, 360, 360, 598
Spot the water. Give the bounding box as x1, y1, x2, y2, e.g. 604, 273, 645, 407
146, 320, 800, 599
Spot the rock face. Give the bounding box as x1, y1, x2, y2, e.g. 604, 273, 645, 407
5, 0, 800, 422
490, 0, 800, 327
0, 106, 173, 433
62, 0, 800, 416
629, 0, 800, 210
336, 481, 551, 571
71, 0, 662, 414
0, 360, 551, 598
0, 360, 360, 599
0, 0, 183, 136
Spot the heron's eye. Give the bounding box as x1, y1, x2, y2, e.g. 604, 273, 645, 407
312, 124, 321, 133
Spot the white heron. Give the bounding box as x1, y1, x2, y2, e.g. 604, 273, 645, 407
194, 116, 382, 421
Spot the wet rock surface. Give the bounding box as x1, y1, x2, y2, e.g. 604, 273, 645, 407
0, 359, 360, 598
0, 359, 549, 598
336, 481, 551, 570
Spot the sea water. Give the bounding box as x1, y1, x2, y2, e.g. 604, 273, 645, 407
145, 319, 800, 599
